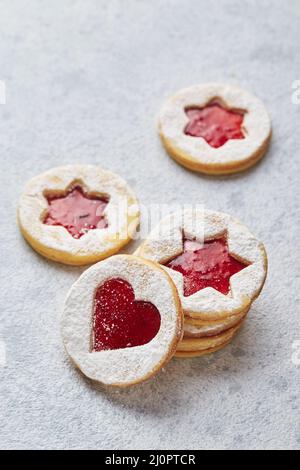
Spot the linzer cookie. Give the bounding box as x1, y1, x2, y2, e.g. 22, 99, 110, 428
136, 209, 267, 357
61, 255, 183, 387
18, 165, 140, 265
158, 83, 271, 175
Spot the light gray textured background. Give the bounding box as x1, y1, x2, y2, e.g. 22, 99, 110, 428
0, 0, 299, 450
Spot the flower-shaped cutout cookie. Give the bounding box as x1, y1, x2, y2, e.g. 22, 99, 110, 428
159, 83, 271, 175
136, 209, 267, 321
18, 165, 140, 265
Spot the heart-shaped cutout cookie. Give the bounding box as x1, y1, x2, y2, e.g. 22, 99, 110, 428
93, 278, 161, 351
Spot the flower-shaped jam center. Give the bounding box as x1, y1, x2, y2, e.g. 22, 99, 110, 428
165, 236, 248, 297
184, 101, 245, 148
44, 186, 109, 239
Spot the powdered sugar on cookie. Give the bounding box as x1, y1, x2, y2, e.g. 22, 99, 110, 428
159, 83, 271, 174
137, 209, 268, 321
61, 255, 183, 387
18, 165, 140, 265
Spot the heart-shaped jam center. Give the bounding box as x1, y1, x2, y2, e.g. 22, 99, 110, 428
93, 278, 161, 351
44, 186, 109, 239
166, 237, 248, 297
184, 102, 245, 148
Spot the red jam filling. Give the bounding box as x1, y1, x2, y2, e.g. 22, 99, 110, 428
93, 278, 161, 351
184, 102, 245, 148
166, 237, 248, 297
44, 186, 109, 239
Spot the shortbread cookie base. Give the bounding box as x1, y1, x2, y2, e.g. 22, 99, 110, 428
62, 255, 183, 387
183, 307, 249, 338
184, 307, 247, 327
160, 130, 271, 175
177, 322, 242, 352
19, 223, 134, 266
175, 339, 232, 358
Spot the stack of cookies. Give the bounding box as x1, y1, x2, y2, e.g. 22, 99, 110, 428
18, 167, 268, 386
136, 208, 268, 358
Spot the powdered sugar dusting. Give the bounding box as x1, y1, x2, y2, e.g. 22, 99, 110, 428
137, 209, 267, 320
159, 83, 271, 168
18, 165, 140, 264
61, 255, 182, 386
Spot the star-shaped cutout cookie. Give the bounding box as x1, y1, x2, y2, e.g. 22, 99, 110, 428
165, 235, 249, 297
184, 101, 245, 148
44, 186, 109, 239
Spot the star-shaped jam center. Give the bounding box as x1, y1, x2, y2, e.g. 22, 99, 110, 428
44, 186, 109, 239
165, 236, 249, 297
184, 101, 245, 148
